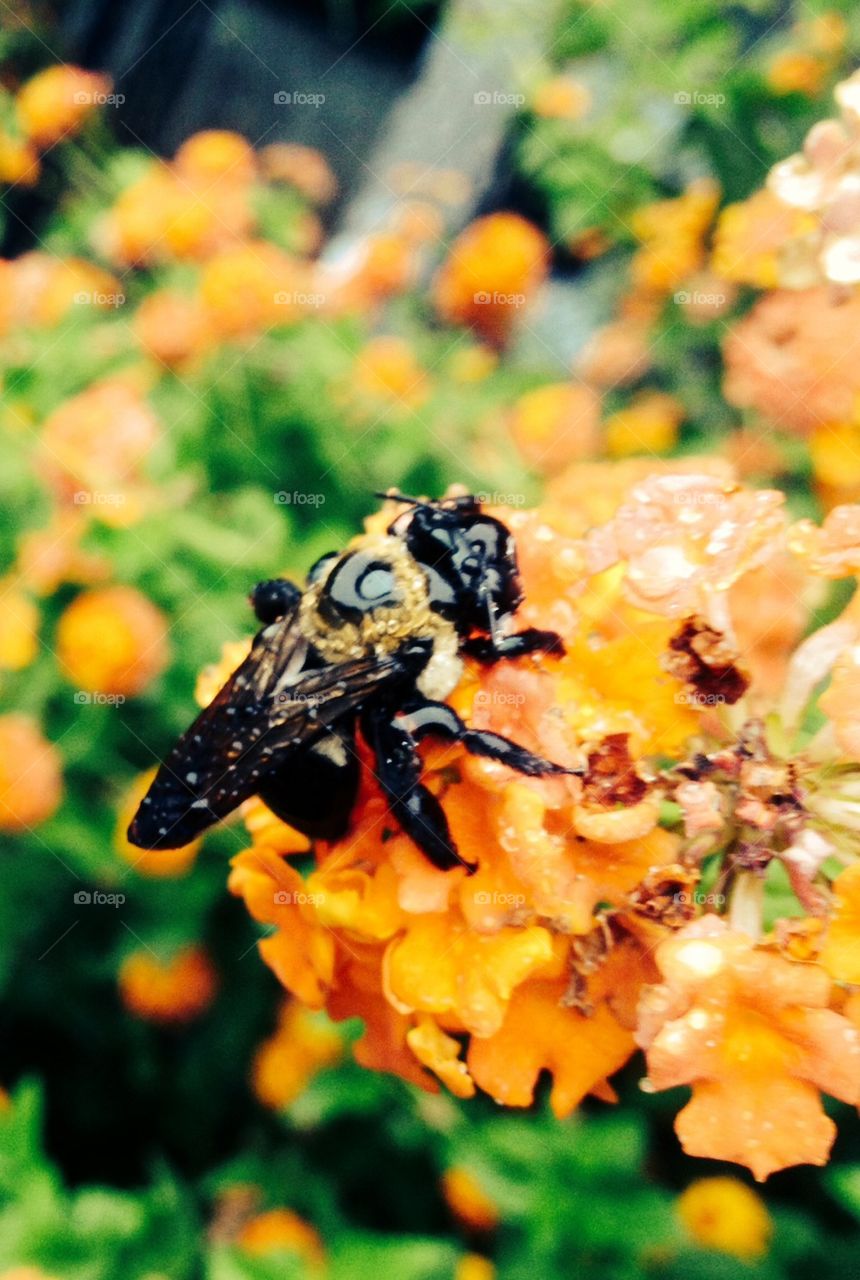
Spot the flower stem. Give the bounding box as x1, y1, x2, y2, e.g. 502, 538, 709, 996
728, 871, 764, 939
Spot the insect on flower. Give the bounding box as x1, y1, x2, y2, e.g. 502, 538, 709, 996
127, 492, 573, 871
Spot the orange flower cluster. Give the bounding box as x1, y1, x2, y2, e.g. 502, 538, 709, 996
0, 253, 123, 335
221, 469, 860, 1179
714, 72, 860, 507
433, 213, 550, 345
629, 180, 720, 296
100, 131, 261, 266
713, 68, 860, 292
1, 64, 110, 189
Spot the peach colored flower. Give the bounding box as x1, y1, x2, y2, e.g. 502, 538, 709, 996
574, 318, 652, 388
637, 916, 860, 1179
789, 503, 860, 576
584, 473, 787, 637
38, 377, 160, 518
728, 552, 810, 699
712, 189, 816, 289
3, 253, 122, 329
723, 288, 860, 434
134, 290, 212, 368
16, 511, 109, 596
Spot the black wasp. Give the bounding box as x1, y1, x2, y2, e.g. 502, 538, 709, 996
128, 492, 571, 872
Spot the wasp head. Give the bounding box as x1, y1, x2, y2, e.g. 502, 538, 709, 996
386, 495, 523, 634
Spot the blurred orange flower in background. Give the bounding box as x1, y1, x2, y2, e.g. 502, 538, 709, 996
1, 253, 123, 331
351, 336, 430, 412
56, 585, 169, 696
252, 1001, 343, 1109
237, 1207, 325, 1271
0, 714, 62, 832
0, 581, 39, 671
677, 1177, 772, 1259
0, 131, 40, 186
507, 382, 601, 472
630, 180, 719, 296
16, 64, 110, 148
433, 213, 549, 345
38, 377, 160, 518
442, 1166, 500, 1232
199, 241, 308, 338
118, 945, 218, 1024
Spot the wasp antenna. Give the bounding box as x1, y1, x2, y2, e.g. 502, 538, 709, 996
372, 489, 434, 509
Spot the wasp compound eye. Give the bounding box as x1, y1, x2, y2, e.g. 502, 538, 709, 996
250, 578, 301, 624
319, 552, 403, 625
306, 551, 339, 586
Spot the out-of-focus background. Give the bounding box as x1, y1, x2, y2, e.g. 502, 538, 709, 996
2, 1, 860, 1276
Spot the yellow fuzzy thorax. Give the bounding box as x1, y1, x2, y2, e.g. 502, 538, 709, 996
298, 533, 455, 662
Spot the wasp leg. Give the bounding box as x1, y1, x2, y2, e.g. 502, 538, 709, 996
250, 578, 302, 625
462, 627, 565, 662
398, 698, 574, 777
363, 706, 474, 873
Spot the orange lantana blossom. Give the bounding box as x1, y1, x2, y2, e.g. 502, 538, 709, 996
223, 469, 860, 1179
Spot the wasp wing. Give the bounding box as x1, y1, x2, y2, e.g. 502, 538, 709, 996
127, 606, 401, 849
